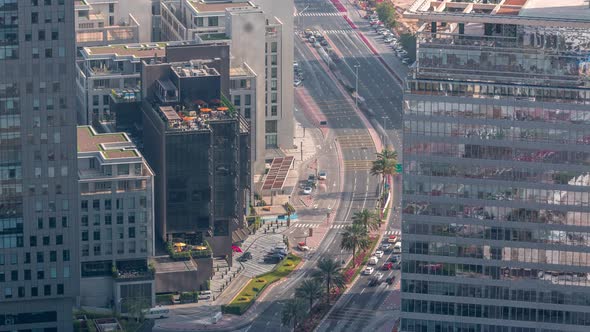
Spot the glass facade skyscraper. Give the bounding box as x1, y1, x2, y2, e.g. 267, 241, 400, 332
0, 0, 79, 331
401, 1, 590, 331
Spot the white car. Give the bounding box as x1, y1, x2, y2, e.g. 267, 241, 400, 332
362, 267, 374, 275
294, 80, 302, 87
303, 187, 313, 195
374, 250, 384, 258
381, 243, 391, 250
368, 256, 379, 265
198, 290, 212, 300
318, 171, 327, 180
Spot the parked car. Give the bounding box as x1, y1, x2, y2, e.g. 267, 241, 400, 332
390, 254, 401, 263
402, 58, 410, 64
198, 290, 212, 300
308, 36, 316, 43
386, 277, 395, 285
264, 256, 282, 264
382, 262, 394, 270
297, 242, 310, 251
294, 80, 303, 87
362, 266, 375, 275
392, 241, 402, 254
387, 235, 399, 243
318, 171, 327, 180
320, 39, 329, 46
381, 243, 392, 251
303, 186, 313, 195
374, 250, 384, 258
237, 251, 252, 262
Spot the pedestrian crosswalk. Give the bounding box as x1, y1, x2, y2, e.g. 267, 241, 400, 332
291, 223, 402, 235
323, 29, 355, 34
295, 12, 342, 17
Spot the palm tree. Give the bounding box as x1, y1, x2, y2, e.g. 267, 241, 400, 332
312, 258, 346, 305
371, 148, 398, 197
341, 223, 370, 267
281, 298, 307, 329
295, 279, 324, 311
352, 209, 379, 232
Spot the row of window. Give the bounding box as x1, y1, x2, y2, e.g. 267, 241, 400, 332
81, 240, 147, 257
81, 197, 147, 211
402, 298, 590, 326
405, 222, 590, 247
401, 318, 559, 332
4, 284, 64, 299
0, 265, 70, 283
402, 279, 590, 306
81, 212, 147, 227
82, 227, 138, 241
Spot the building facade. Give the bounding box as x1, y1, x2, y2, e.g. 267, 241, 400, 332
401, 1, 590, 331
140, 59, 250, 259
77, 126, 155, 313
0, 0, 80, 331
160, 0, 294, 172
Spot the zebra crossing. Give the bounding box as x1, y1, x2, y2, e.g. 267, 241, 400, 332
295, 12, 342, 17
291, 223, 402, 235
323, 29, 355, 34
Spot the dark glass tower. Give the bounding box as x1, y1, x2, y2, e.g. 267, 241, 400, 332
0, 0, 79, 330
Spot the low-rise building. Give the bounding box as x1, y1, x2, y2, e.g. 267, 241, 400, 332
77, 125, 155, 313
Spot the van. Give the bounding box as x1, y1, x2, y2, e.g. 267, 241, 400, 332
368, 256, 379, 265
143, 307, 170, 319
392, 242, 402, 254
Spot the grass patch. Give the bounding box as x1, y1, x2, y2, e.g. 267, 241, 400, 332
223, 254, 302, 315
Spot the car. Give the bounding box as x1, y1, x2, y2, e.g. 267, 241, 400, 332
263, 256, 281, 264
314, 42, 322, 48
392, 241, 402, 254
369, 272, 384, 286
362, 267, 374, 275
387, 235, 399, 243
294, 80, 303, 87
271, 248, 288, 256
320, 39, 329, 47
237, 251, 252, 262
386, 276, 395, 285
374, 250, 384, 258
381, 243, 391, 251
303, 186, 312, 195
297, 242, 310, 251
368, 256, 379, 265
304, 29, 313, 37
198, 290, 212, 300
390, 254, 401, 263
308, 36, 316, 43
384, 38, 394, 44
402, 58, 409, 64
318, 171, 327, 180
314, 31, 323, 39
382, 262, 393, 270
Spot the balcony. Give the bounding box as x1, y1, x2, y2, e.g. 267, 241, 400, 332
113, 260, 154, 282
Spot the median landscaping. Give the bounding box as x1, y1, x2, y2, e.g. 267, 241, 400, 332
222, 254, 302, 315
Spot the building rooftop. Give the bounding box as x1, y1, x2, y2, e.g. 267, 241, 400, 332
405, 0, 590, 25
155, 102, 236, 132
74, 0, 89, 8
83, 43, 168, 59
230, 63, 256, 78
77, 126, 139, 159
171, 61, 220, 78
189, 0, 254, 13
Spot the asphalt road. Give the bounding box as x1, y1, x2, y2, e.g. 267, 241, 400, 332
243, 29, 381, 332
296, 1, 405, 331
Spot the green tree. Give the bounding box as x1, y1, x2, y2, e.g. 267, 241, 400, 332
352, 209, 380, 233
371, 148, 398, 198
123, 297, 151, 323
376, 2, 397, 28
295, 279, 324, 311
312, 258, 346, 304
281, 298, 307, 329
340, 223, 370, 267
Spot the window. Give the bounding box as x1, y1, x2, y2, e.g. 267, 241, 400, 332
265, 135, 278, 148
44, 285, 51, 296
82, 231, 88, 241
105, 199, 112, 210
266, 120, 278, 133
93, 231, 100, 241
271, 55, 277, 65
62, 216, 68, 227
5, 287, 12, 298
45, 48, 52, 58
37, 270, 44, 279
245, 94, 251, 106
32, 12, 39, 24
64, 266, 70, 278
93, 95, 99, 106
118, 164, 129, 175
62, 250, 70, 261
56, 235, 62, 245
81, 200, 88, 212
271, 68, 277, 78
30, 236, 37, 247
208, 16, 218, 26
43, 236, 50, 245
57, 284, 64, 295
105, 215, 112, 225
271, 42, 277, 53
37, 218, 43, 229
195, 17, 204, 27
50, 251, 56, 262
244, 108, 251, 119
31, 287, 38, 297
271, 105, 278, 116
49, 217, 56, 228
129, 227, 135, 238
50, 267, 56, 279
109, 3, 114, 12
93, 199, 100, 210
81, 215, 88, 227
24, 270, 31, 280
11, 270, 17, 281
234, 95, 241, 106
37, 252, 44, 263
38, 30, 45, 40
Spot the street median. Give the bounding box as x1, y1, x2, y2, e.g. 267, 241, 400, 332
222, 254, 302, 315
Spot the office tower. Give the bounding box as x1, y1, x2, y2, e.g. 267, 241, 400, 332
401, 1, 590, 331
141, 60, 250, 255
160, 0, 294, 172
77, 125, 155, 313
0, 0, 79, 331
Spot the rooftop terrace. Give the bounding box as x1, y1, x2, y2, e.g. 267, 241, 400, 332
155, 101, 236, 132
188, 0, 254, 13
83, 43, 168, 59
77, 126, 139, 159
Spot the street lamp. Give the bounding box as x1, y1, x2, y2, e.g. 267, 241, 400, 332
354, 64, 360, 107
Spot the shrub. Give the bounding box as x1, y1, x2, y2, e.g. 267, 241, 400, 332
156, 294, 174, 305
252, 287, 260, 292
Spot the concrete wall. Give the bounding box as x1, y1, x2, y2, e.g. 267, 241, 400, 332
116, 0, 154, 42
155, 258, 213, 293
80, 277, 114, 308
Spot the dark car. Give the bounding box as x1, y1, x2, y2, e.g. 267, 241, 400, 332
386, 277, 395, 285
320, 39, 329, 46
237, 252, 252, 262
263, 256, 281, 264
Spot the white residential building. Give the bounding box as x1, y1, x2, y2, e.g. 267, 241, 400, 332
77, 125, 155, 313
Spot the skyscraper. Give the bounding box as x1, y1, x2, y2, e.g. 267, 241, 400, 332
401, 0, 590, 331
0, 1, 79, 331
